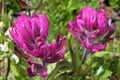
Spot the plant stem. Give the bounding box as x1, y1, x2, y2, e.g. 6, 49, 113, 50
27, 0, 31, 16
69, 40, 78, 72
5, 58, 10, 80
75, 49, 89, 80
34, 0, 43, 13
42, 59, 46, 80
81, 49, 89, 65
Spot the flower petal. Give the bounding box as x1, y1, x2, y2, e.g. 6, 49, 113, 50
27, 63, 47, 78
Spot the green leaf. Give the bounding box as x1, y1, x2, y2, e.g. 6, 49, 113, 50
102, 70, 112, 78
47, 61, 71, 80
97, 70, 112, 80
89, 0, 98, 8
93, 51, 114, 58
93, 51, 109, 57
98, 78, 109, 80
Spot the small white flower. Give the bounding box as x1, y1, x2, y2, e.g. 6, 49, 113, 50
11, 54, 19, 64
0, 42, 9, 52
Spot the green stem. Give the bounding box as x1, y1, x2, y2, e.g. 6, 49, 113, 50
5, 58, 10, 80
47, 65, 61, 80
27, 0, 31, 16
69, 40, 78, 72
75, 49, 89, 80
81, 49, 89, 65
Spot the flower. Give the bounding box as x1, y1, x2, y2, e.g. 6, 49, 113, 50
44, 34, 67, 63
15, 46, 48, 78
32, 34, 67, 63
26, 34, 67, 77
27, 59, 47, 78
67, 7, 114, 52
15, 34, 67, 77
10, 13, 50, 57
10, 13, 67, 78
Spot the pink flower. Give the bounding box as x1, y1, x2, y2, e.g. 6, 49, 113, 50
33, 34, 67, 63
27, 59, 47, 78
10, 13, 50, 57
15, 34, 67, 77
10, 13, 67, 78
67, 7, 114, 52
44, 34, 67, 63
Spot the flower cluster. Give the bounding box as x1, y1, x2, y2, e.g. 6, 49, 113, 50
67, 7, 114, 52
10, 6, 114, 79
10, 13, 67, 78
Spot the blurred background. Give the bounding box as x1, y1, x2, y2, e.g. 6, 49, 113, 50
0, 0, 120, 80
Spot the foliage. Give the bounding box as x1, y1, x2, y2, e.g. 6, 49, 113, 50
0, 0, 120, 80
110, 0, 120, 11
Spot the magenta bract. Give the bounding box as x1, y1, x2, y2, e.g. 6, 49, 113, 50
10, 13, 67, 78
27, 59, 47, 78
10, 13, 50, 56
32, 34, 67, 63
44, 34, 67, 63
67, 7, 114, 52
